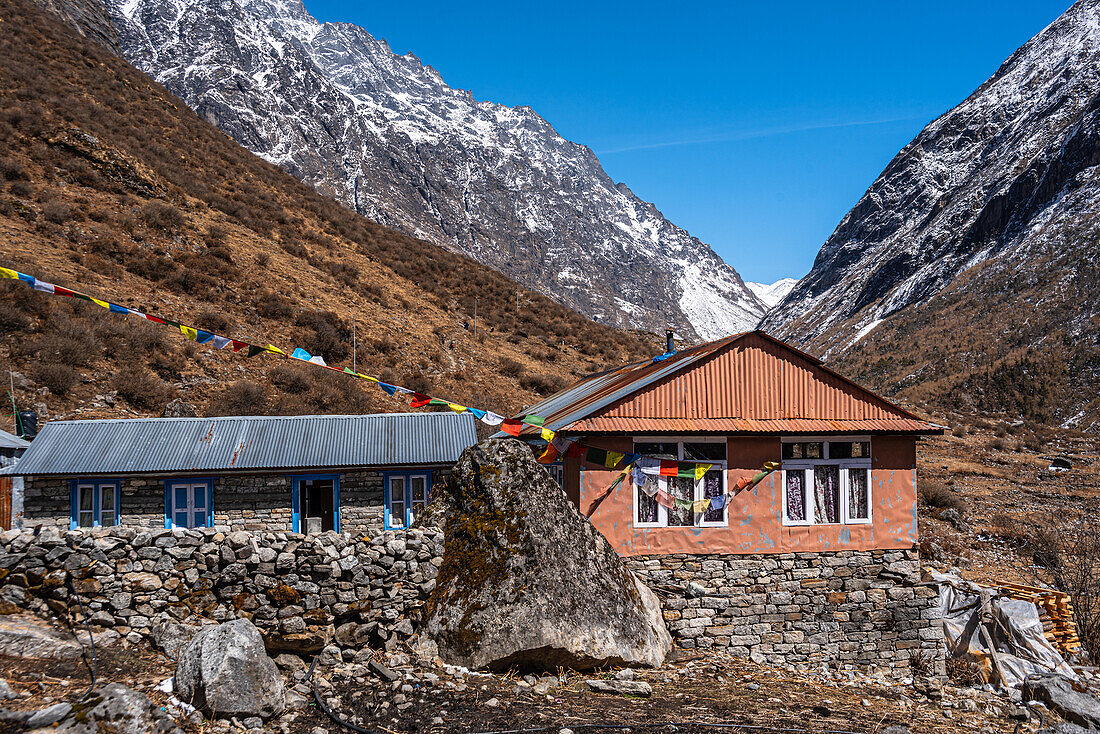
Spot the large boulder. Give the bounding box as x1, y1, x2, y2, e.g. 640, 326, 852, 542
1024, 674, 1100, 730
424, 439, 672, 671
175, 618, 284, 718
27, 683, 182, 733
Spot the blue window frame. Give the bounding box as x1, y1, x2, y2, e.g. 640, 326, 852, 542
70, 480, 121, 529
384, 471, 431, 529
291, 474, 341, 533
163, 478, 214, 529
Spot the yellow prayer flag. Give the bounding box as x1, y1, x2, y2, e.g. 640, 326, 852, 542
540, 427, 555, 442
264, 345, 286, 355
0, 267, 18, 279
762, 461, 780, 472
605, 451, 624, 469
692, 499, 710, 513
91, 298, 111, 309
180, 325, 198, 340
694, 463, 713, 481
448, 403, 467, 414
358, 373, 379, 383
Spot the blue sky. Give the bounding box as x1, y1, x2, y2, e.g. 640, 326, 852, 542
305, 1, 1072, 283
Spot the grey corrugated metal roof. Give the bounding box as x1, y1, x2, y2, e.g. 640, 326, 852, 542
0, 428, 30, 450
11, 413, 477, 476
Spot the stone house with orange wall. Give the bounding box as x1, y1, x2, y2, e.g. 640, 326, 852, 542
508, 330, 946, 675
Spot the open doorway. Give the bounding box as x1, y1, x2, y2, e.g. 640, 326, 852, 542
293, 475, 339, 533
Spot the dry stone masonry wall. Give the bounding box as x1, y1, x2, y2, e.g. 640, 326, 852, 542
0, 525, 443, 658
626, 549, 945, 676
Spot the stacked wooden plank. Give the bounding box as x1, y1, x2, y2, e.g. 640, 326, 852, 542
997, 581, 1080, 656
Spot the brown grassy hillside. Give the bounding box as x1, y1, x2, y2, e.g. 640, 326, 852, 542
0, 0, 660, 425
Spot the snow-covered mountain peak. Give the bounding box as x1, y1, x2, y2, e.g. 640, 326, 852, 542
745, 278, 798, 310
102, 0, 766, 340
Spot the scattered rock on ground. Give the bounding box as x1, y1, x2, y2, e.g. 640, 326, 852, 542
0, 679, 16, 701
26, 702, 71, 729
176, 618, 285, 718
939, 508, 970, 532
38, 684, 182, 733
152, 620, 208, 660
0, 615, 82, 660
161, 399, 196, 418
425, 439, 672, 671
585, 678, 653, 696
1024, 674, 1100, 730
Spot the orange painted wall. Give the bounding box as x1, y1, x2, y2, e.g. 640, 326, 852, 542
576, 436, 919, 556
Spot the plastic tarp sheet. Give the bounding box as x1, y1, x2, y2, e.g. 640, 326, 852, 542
933, 571, 1075, 688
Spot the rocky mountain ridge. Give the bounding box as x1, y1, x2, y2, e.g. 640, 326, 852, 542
763, 0, 1100, 429
95, 0, 764, 340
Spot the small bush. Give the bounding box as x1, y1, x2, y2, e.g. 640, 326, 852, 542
195, 307, 231, 334
951, 425, 967, 438
35, 326, 99, 367
141, 200, 185, 231
209, 380, 267, 416
499, 357, 524, 378
35, 363, 77, 396
271, 364, 310, 394
0, 303, 31, 334
990, 437, 1007, 451
519, 373, 566, 396
1026, 515, 1100, 664
918, 479, 966, 515
255, 292, 293, 320
113, 366, 172, 410
0, 157, 26, 181
41, 199, 70, 224
254, 253, 270, 268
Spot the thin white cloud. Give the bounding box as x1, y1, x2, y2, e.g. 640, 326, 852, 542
597, 115, 927, 155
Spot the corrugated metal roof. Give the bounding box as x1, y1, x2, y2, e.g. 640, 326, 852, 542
0, 428, 30, 450
11, 413, 477, 476
507, 331, 941, 436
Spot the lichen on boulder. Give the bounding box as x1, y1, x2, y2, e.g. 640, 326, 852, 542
424, 438, 672, 671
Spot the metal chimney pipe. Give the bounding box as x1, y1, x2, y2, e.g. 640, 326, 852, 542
666, 329, 675, 353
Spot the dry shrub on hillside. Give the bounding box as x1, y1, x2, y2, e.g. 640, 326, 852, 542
209, 380, 267, 416
255, 292, 293, 320
34, 362, 76, 395
519, 373, 567, 396
41, 199, 70, 224
295, 309, 350, 362
195, 307, 231, 334
271, 363, 310, 394
499, 357, 524, 378
918, 478, 966, 515
113, 366, 172, 409
140, 200, 185, 231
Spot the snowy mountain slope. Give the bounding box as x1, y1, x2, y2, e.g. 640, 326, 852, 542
99, 0, 765, 340
745, 278, 798, 310
762, 0, 1100, 427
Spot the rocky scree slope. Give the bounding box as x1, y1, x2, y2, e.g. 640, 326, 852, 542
97, 0, 764, 340
0, 0, 659, 423
763, 0, 1100, 429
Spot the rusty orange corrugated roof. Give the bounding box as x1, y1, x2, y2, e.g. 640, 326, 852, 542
512, 331, 942, 436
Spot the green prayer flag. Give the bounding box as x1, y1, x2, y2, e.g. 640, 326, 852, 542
676, 465, 696, 478
524, 414, 545, 426
586, 447, 607, 466
247, 345, 264, 358
673, 497, 693, 509
428, 398, 449, 406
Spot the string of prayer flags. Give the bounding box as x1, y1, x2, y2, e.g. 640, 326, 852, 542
691, 499, 711, 513
500, 419, 523, 437
540, 427, 555, 442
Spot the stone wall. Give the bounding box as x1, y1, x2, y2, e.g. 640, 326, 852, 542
21, 469, 389, 536
0, 525, 443, 658
625, 548, 945, 677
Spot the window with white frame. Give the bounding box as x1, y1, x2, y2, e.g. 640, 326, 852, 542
545, 463, 565, 490
72, 481, 120, 529
385, 473, 430, 529
781, 438, 872, 526
633, 439, 726, 528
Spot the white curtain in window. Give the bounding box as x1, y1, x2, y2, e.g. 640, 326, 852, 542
786, 471, 805, 522
848, 468, 869, 520
814, 465, 839, 524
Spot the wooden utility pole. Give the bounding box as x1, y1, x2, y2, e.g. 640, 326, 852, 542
351, 317, 357, 373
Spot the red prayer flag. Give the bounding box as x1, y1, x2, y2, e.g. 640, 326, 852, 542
735, 475, 754, 491
659, 460, 678, 477
655, 489, 675, 509
501, 420, 523, 437
409, 394, 431, 409
53, 286, 76, 298
565, 442, 585, 459
145, 315, 166, 324
537, 443, 560, 464
231, 340, 249, 351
